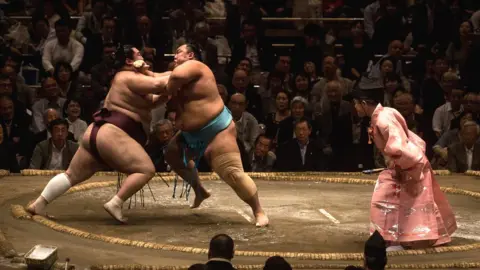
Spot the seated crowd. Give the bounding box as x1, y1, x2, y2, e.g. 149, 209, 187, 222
1, 0, 480, 175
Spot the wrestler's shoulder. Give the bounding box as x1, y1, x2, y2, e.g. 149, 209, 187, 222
183, 60, 209, 69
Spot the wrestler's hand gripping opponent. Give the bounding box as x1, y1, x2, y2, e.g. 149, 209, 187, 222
163, 44, 269, 227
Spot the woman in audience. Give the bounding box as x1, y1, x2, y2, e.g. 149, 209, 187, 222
291, 72, 312, 101
446, 20, 474, 72
383, 72, 403, 106
303, 61, 320, 83
54, 62, 79, 99
261, 70, 287, 114
63, 99, 87, 142
264, 90, 291, 145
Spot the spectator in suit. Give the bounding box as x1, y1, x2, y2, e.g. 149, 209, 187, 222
432, 112, 473, 169
392, 90, 423, 137
146, 119, 175, 172
0, 95, 33, 169
32, 108, 75, 149
0, 74, 30, 124
264, 256, 292, 270
315, 81, 353, 171
228, 93, 260, 153
81, 16, 119, 73
248, 134, 276, 172
192, 21, 218, 69
42, 19, 85, 74
169, 0, 205, 42
228, 20, 273, 74
311, 56, 353, 106
447, 121, 480, 173
31, 77, 67, 133
225, 0, 263, 48
292, 23, 325, 74
1, 65, 35, 110
277, 96, 316, 146
230, 68, 263, 122
0, 121, 20, 173
275, 118, 324, 172
30, 118, 79, 170
126, 15, 165, 55
91, 43, 116, 101
206, 234, 235, 270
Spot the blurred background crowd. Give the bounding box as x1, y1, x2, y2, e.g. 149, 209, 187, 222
1, 0, 480, 175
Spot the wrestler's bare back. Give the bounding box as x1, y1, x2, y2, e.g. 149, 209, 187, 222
170, 61, 224, 132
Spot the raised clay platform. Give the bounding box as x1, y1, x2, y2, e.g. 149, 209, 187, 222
1, 170, 480, 270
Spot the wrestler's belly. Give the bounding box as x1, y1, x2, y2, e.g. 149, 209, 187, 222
103, 103, 151, 136
174, 98, 225, 132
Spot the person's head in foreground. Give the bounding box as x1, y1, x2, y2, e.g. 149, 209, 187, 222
173, 43, 202, 67
208, 234, 234, 260
364, 230, 387, 270
263, 256, 292, 270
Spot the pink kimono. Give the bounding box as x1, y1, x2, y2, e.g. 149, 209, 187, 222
369, 104, 457, 246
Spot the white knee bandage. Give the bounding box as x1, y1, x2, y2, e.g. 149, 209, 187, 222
211, 153, 257, 200
40, 173, 72, 203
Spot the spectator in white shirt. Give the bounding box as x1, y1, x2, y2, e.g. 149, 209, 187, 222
63, 99, 87, 142
31, 77, 66, 133
43, 18, 85, 75
432, 84, 465, 138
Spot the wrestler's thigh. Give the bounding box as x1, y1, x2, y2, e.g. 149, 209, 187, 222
66, 124, 104, 184
205, 122, 239, 161
164, 131, 195, 167
95, 124, 154, 174
66, 145, 105, 185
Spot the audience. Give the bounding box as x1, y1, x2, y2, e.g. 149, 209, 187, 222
0, 0, 478, 180
3, 2, 480, 268
30, 118, 79, 170
447, 120, 480, 172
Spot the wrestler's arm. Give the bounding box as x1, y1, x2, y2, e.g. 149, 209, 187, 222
166, 61, 202, 95
144, 70, 172, 77
124, 72, 170, 95
151, 94, 170, 106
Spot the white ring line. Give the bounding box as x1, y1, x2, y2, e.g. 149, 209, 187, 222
319, 209, 340, 224
452, 233, 480, 241
235, 209, 254, 223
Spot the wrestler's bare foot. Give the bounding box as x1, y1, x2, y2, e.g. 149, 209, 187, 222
103, 201, 128, 224
26, 201, 56, 219
255, 212, 269, 227
190, 189, 211, 209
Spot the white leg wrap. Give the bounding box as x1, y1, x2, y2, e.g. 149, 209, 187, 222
40, 173, 72, 203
